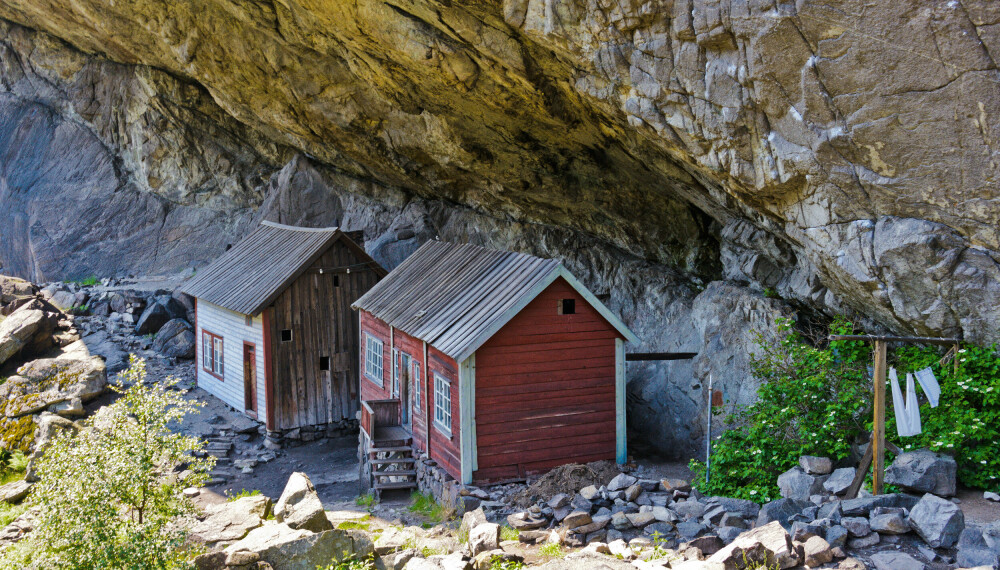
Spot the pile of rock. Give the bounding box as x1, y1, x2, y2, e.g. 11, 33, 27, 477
193, 472, 373, 570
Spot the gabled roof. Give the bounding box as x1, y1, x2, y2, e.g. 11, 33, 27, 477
352, 240, 638, 362
182, 221, 384, 316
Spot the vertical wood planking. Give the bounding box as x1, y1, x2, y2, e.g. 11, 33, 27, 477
872, 339, 887, 495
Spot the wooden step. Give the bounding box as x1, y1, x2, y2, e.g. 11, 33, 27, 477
371, 457, 415, 465
370, 446, 413, 454
374, 470, 416, 477
374, 481, 418, 490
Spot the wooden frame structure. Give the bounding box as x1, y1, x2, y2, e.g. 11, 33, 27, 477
829, 334, 959, 497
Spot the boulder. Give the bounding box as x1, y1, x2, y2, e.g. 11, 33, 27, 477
25, 412, 81, 480
957, 526, 1000, 568
801, 535, 832, 567
661, 478, 691, 493
154, 294, 189, 321
756, 498, 810, 530
0, 276, 37, 306
840, 493, 919, 516
151, 318, 195, 358
707, 521, 793, 569
579, 485, 599, 501
607, 473, 637, 492
711, 497, 760, 519
870, 551, 925, 570
0, 308, 47, 366
673, 499, 706, 518
840, 517, 871, 538
798, 456, 832, 475
869, 510, 909, 535
468, 523, 499, 556
0, 356, 107, 417
563, 510, 591, 528
908, 493, 964, 548
884, 449, 957, 497
823, 467, 857, 495
777, 467, 828, 501
459, 507, 487, 538
507, 511, 546, 530
189, 495, 272, 543
134, 302, 171, 335
0, 480, 31, 504
274, 472, 332, 532
225, 522, 372, 570
825, 525, 848, 548
48, 290, 77, 312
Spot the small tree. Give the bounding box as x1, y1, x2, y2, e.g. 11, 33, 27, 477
2, 356, 214, 569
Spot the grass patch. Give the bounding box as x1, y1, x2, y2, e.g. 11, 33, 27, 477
318, 553, 376, 570
225, 488, 262, 501
489, 557, 526, 570
499, 525, 520, 542
337, 514, 371, 531
539, 543, 565, 558
420, 546, 446, 557
0, 502, 26, 527
71, 276, 99, 287
355, 492, 377, 509
408, 491, 450, 522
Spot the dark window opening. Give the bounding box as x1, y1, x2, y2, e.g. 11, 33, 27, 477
559, 299, 576, 315
333, 275, 340, 287
245, 315, 252, 326
280, 329, 292, 342
320, 356, 330, 371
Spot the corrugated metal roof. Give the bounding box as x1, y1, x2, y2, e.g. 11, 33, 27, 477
352, 241, 638, 361
181, 221, 358, 316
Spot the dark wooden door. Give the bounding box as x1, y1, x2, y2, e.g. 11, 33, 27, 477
243, 342, 257, 414
400, 353, 411, 431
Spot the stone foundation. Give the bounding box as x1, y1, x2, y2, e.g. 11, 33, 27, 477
265, 419, 358, 449
413, 451, 483, 515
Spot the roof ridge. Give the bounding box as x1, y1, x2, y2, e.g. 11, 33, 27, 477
261, 220, 340, 232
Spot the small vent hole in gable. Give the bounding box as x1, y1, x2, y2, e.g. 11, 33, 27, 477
559, 298, 576, 315
281, 329, 292, 342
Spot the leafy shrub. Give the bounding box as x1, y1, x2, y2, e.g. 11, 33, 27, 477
691, 317, 1000, 500
0, 356, 215, 569
489, 556, 526, 570
355, 492, 376, 508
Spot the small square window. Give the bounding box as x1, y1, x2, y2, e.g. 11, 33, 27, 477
281, 329, 293, 342
320, 356, 330, 371
559, 298, 576, 315
245, 315, 252, 326
333, 275, 340, 287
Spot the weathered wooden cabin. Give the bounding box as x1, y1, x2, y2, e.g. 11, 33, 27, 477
352, 241, 638, 490
182, 221, 386, 435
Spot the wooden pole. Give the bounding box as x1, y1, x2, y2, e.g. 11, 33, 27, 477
872, 340, 887, 495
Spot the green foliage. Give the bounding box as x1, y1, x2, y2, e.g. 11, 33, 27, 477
0, 356, 215, 570
489, 556, 526, 570
0, 450, 30, 525
72, 276, 99, 287
691, 317, 1000, 501
691, 317, 873, 501
408, 491, 449, 522
355, 492, 376, 509
336, 514, 371, 531
226, 488, 262, 501
499, 525, 519, 542
762, 287, 780, 299
538, 543, 565, 558
316, 552, 376, 570
421, 546, 446, 557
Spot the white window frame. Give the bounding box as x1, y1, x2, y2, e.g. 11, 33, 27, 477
202, 330, 224, 379
364, 334, 384, 387
392, 349, 400, 397
413, 362, 421, 412
433, 373, 452, 436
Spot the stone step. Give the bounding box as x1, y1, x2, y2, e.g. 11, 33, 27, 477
370, 446, 413, 454
370, 457, 415, 465
204, 477, 227, 486
209, 470, 234, 478
374, 481, 418, 491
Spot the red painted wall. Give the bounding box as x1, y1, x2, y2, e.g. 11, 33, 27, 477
472, 277, 620, 482
359, 310, 462, 481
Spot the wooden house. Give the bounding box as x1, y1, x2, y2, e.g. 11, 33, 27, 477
182, 221, 386, 434
351, 241, 638, 490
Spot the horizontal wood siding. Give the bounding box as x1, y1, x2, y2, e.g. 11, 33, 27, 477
472, 277, 619, 483
358, 311, 462, 482
270, 239, 380, 430
195, 300, 266, 418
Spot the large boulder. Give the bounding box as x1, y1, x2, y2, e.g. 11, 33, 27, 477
154, 294, 189, 321
0, 276, 37, 306
884, 449, 957, 497
0, 307, 48, 366
0, 356, 107, 418
823, 467, 856, 495
756, 498, 810, 530
0, 480, 32, 504
777, 467, 827, 501
225, 522, 372, 570
189, 494, 272, 544
274, 472, 333, 532
468, 523, 499, 556
957, 526, 1000, 569
870, 551, 925, 570
908, 493, 964, 548
134, 301, 171, 335
707, 521, 795, 569
151, 319, 195, 359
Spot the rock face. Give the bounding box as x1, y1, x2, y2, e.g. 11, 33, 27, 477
1, 0, 1000, 456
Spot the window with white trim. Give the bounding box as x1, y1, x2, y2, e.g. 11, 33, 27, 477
434, 373, 451, 434
202, 330, 224, 378
413, 362, 421, 412
364, 334, 383, 386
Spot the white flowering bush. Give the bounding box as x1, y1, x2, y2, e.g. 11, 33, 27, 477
1, 356, 214, 569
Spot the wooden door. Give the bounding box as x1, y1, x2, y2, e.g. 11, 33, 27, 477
243, 342, 257, 414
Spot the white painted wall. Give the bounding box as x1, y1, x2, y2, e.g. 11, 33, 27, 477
195, 299, 267, 420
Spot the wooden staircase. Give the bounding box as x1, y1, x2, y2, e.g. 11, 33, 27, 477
362, 399, 417, 497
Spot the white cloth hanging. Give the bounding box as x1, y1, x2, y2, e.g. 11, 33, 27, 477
889, 367, 922, 437
914, 367, 941, 408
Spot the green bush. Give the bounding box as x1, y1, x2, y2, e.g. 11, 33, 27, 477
0, 356, 215, 569
691, 317, 1000, 501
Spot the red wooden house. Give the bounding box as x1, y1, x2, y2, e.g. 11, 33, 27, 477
351, 241, 638, 489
